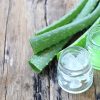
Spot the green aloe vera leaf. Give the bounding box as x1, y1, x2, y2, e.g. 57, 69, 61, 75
57, 17, 100, 59
36, 0, 88, 35
29, 39, 70, 73
30, 3, 100, 54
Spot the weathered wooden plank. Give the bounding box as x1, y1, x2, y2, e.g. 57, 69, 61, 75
0, 0, 50, 100
46, 0, 79, 25
0, 0, 10, 100
1, 0, 34, 100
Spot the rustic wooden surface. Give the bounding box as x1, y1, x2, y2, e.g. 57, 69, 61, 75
0, 0, 100, 100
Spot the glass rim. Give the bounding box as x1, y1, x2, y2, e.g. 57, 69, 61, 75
88, 25, 100, 47
58, 46, 90, 73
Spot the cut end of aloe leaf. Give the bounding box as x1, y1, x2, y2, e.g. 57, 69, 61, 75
29, 38, 37, 54
28, 59, 42, 73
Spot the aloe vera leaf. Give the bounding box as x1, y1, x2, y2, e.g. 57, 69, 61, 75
36, 0, 88, 35
30, 3, 100, 54
70, 18, 100, 47
36, 0, 98, 35
29, 39, 69, 73
74, 0, 99, 21
57, 17, 100, 59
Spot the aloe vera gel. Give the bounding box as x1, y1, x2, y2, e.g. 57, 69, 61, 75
87, 25, 100, 70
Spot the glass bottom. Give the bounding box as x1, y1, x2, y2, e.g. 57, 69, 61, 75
58, 79, 93, 94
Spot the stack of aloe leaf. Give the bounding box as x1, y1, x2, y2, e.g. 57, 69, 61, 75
29, 0, 100, 73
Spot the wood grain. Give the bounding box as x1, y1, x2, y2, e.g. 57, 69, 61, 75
0, 0, 100, 100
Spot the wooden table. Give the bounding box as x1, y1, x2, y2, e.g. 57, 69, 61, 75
0, 0, 100, 100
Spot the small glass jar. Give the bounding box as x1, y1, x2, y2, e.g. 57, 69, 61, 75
57, 46, 93, 94
86, 25, 100, 70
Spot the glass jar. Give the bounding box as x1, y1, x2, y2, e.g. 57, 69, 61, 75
86, 25, 100, 70
57, 46, 93, 94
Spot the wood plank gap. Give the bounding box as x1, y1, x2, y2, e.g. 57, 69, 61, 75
44, 0, 48, 26
33, 75, 42, 100
3, 0, 11, 100
3, 0, 11, 72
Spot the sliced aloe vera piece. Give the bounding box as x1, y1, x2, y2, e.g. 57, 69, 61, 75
29, 39, 69, 73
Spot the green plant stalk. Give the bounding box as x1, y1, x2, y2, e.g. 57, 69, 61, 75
36, 0, 98, 36
29, 1, 100, 73
36, 0, 88, 35
30, 3, 100, 54
74, 0, 99, 21
57, 17, 100, 58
